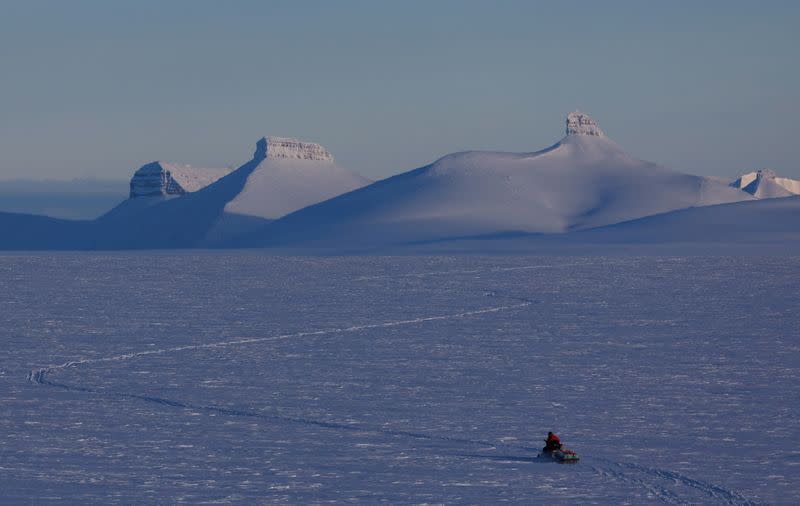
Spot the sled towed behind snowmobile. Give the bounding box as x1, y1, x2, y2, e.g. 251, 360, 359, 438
538, 448, 580, 463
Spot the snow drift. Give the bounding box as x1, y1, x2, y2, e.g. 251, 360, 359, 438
239, 112, 752, 249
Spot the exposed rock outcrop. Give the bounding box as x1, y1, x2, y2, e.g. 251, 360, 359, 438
253, 136, 334, 162
129, 162, 232, 198
566, 111, 604, 137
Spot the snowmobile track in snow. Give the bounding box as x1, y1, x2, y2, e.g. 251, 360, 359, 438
26, 266, 762, 505
28, 293, 531, 385
592, 460, 762, 506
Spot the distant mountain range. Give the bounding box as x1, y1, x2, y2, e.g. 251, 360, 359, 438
0, 112, 797, 252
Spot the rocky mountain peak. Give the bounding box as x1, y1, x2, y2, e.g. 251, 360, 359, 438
254, 137, 334, 162
566, 111, 605, 137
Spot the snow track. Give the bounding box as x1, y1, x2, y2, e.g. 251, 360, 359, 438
592, 460, 762, 506
622, 462, 763, 506
593, 465, 688, 505
28, 294, 531, 385
352, 263, 582, 281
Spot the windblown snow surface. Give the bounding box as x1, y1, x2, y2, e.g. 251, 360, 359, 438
2, 254, 798, 504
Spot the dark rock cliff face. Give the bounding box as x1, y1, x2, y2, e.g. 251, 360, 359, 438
253, 136, 334, 161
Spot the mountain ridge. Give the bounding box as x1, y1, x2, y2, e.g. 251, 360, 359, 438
233, 113, 751, 249
2, 114, 795, 252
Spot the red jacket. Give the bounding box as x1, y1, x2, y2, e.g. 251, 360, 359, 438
546, 434, 561, 445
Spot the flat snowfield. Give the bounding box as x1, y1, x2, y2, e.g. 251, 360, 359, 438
1, 254, 797, 504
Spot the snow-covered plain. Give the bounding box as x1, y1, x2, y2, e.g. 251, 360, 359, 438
1, 254, 798, 504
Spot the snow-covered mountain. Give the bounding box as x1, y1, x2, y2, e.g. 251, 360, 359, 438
4, 119, 795, 253
129, 162, 233, 198
241, 112, 751, 249
93, 136, 371, 248
220, 137, 370, 220
730, 169, 800, 199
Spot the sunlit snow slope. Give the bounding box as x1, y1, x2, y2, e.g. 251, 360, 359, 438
222, 137, 371, 220
246, 112, 751, 249
570, 195, 800, 245
94, 137, 371, 248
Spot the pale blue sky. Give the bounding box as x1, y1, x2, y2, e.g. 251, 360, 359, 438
1, 0, 798, 180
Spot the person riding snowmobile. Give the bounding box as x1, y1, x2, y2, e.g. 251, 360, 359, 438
542, 432, 562, 454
